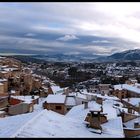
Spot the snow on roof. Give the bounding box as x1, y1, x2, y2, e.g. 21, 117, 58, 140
102, 117, 124, 137
124, 117, 140, 129
103, 100, 118, 120
65, 96, 76, 106
0, 56, 5, 59
99, 84, 111, 86
97, 94, 120, 101
0, 98, 125, 137
0, 79, 7, 82
0, 111, 5, 114
81, 89, 119, 101
66, 101, 101, 121
115, 75, 123, 78
10, 110, 124, 138
51, 85, 64, 94
123, 98, 140, 107
0, 71, 8, 74
76, 93, 87, 100
11, 90, 16, 94
114, 85, 123, 90
0, 111, 39, 137
66, 100, 124, 137
43, 79, 49, 83
42, 86, 48, 90
68, 92, 87, 100
114, 84, 140, 94
11, 96, 39, 103
44, 95, 66, 104
1, 65, 8, 68
4, 68, 18, 72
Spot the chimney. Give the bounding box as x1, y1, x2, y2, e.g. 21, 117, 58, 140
127, 97, 130, 102
100, 106, 103, 112
31, 95, 34, 99
84, 101, 88, 109
134, 121, 139, 128
128, 106, 133, 114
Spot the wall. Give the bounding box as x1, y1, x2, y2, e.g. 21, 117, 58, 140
8, 103, 32, 115
0, 97, 9, 108
75, 97, 87, 105
43, 102, 66, 115
124, 128, 140, 138
0, 84, 5, 94
121, 112, 139, 123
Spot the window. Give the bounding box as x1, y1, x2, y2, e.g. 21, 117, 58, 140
67, 108, 71, 111
55, 106, 62, 110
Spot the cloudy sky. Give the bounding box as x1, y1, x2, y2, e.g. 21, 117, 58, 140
0, 2, 140, 55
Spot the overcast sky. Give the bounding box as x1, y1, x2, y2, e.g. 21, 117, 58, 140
0, 2, 140, 55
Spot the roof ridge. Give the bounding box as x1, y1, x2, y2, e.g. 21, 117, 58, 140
10, 110, 46, 138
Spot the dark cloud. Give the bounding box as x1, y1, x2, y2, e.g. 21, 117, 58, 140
0, 3, 139, 55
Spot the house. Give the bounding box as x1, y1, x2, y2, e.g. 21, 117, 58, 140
123, 116, 140, 137
67, 92, 88, 105
9, 95, 39, 105
32, 78, 42, 90
112, 88, 127, 100
122, 98, 140, 113
43, 95, 67, 115
113, 84, 140, 99
23, 74, 33, 93
0, 71, 11, 79
98, 84, 111, 95
8, 102, 34, 115
65, 96, 76, 112
125, 78, 138, 85
51, 85, 64, 95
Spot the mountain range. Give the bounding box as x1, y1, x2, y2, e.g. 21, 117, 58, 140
30, 49, 140, 62
4, 49, 140, 62
107, 49, 140, 61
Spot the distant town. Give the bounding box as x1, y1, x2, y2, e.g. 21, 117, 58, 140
0, 55, 139, 137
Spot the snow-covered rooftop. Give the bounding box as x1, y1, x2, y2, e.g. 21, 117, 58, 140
124, 117, 140, 129
66, 100, 124, 137
0, 108, 124, 138
0, 111, 39, 137
0, 71, 8, 74
44, 95, 66, 104
0, 79, 7, 82
114, 84, 140, 94
65, 96, 76, 106
81, 89, 120, 101
11, 96, 39, 103
68, 92, 87, 100
4, 68, 18, 72
51, 85, 64, 94
123, 98, 140, 107
0, 83, 4, 86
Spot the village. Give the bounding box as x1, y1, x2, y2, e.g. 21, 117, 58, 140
0, 56, 140, 137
